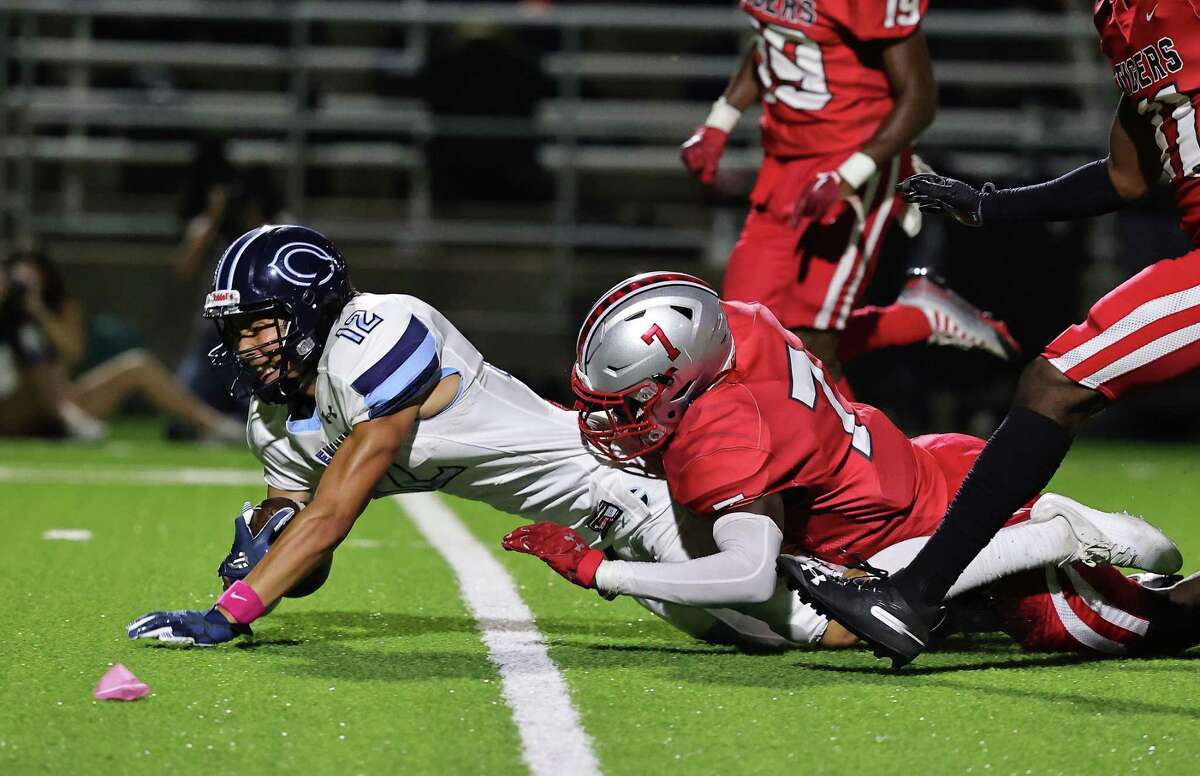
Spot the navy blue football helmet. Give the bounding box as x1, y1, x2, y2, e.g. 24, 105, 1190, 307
204, 224, 354, 404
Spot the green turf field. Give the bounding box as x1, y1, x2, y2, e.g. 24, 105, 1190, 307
1, 429, 1198, 775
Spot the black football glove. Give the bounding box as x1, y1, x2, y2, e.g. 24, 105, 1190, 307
217, 501, 297, 587
897, 173, 995, 228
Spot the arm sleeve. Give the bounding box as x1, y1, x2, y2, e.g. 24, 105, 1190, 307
979, 159, 1129, 224
593, 512, 783, 607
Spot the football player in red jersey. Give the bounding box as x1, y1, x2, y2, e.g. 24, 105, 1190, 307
786, 0, 1200, 667
681, 0, 1018, 389
504, 272, 1200, 657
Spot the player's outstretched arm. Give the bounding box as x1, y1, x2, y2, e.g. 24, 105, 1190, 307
899, 95, 1157, 228
505, 495, 786, 608
128, 405, 420, 646
234, 404, 419, 605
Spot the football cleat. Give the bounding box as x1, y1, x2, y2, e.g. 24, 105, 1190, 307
897, 270, 1021, 361
1031, 492, 1183, 574
778, 554, 936, 668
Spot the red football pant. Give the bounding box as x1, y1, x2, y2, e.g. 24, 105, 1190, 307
1044, 248, 1200, 400
724, 153, 913, 332
993, 564, 1161, 655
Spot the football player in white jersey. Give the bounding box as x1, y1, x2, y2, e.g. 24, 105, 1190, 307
127, 225, 1170, 648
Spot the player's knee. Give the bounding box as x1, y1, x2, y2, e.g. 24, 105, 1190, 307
1014, 358, 1105, 434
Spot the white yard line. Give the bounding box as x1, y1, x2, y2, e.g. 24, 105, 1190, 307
392, 492, 602, 776
42, 528, 93, 541
0, 465, 261, 487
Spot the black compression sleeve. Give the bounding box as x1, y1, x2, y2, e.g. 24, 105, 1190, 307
979, 159, 1129, 224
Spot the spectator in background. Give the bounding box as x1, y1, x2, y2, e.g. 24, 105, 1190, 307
170, 139, 288, 436
0, 247, 244, 442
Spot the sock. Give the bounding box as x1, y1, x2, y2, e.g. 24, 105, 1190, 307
838, 304, 933, 362
893, 407, 1074, 610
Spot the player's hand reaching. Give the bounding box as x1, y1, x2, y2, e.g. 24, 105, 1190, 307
502, 523, 605, 588
127, 607, 251, 647
790, 171, 856, 227
680, 125, 729, 186
897, 173, 994, 228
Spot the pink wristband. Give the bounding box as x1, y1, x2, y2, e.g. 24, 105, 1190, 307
217, 580, 267, 624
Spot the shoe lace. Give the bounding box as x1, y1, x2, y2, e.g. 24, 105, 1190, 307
845, 555, 890, 580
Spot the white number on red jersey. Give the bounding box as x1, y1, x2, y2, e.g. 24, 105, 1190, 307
884, 0, 922, 29
1140, 84, 1200, 183
786, 345, 872, 457
755, 22, 831, 112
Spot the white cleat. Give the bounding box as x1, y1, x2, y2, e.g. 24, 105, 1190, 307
1031, 492, 1183, 574
896, 270, 1021, 361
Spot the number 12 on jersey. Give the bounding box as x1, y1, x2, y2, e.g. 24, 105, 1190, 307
787, 345, 872, 458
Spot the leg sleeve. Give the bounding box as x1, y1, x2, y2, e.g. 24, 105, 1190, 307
866, 516, 1082, 599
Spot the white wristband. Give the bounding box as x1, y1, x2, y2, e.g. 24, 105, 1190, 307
704, 97, 742, 133
837, 152, 878, 190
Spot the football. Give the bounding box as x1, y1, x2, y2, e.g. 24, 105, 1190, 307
250, 496, 333, 598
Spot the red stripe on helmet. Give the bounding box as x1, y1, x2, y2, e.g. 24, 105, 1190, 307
576, 272, 715, 359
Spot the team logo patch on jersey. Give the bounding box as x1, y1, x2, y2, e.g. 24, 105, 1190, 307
587, 500, 625, 539
268, 241, 340, 287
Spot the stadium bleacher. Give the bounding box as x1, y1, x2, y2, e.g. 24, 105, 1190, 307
0, 0, 1116, 387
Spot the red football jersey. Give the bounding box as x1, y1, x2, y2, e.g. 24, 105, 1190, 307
1096, 0, 1200, 244
740, 0, 929, 159
663, 301, 943, 564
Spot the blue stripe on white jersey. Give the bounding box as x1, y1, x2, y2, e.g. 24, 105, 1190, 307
366, 356, 441, 419
350, 317, 441, 416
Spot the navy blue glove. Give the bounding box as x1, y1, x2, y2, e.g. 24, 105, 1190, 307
217, 501, 297, 588
126, 607, 251, 646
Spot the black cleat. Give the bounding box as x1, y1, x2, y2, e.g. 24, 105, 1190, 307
777, 555, 936, 669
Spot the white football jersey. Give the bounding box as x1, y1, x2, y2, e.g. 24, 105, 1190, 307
244, 292, 833, 647
246, 292, 670, 547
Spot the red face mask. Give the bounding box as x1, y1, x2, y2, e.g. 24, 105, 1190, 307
570, 370, 671, 462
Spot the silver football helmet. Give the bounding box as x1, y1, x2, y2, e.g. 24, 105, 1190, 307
573, 271, 734, 461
